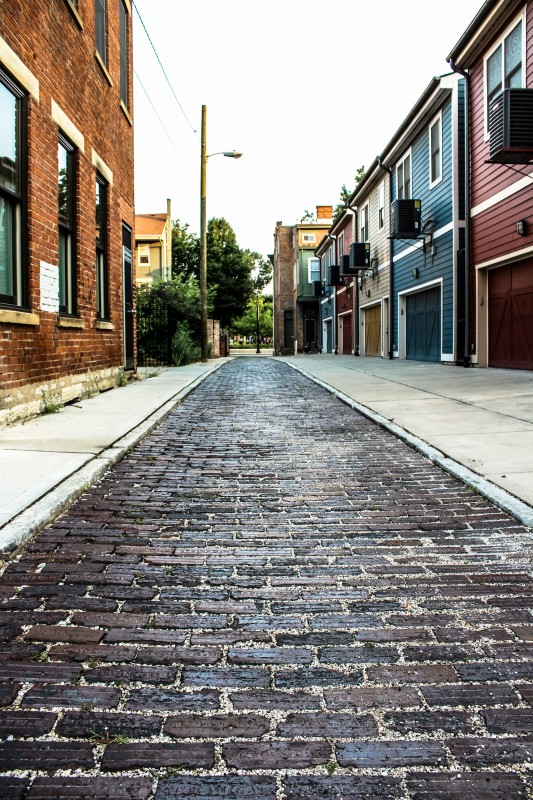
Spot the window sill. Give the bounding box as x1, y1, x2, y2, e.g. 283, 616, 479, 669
94, 51, 113, 87
57, 315, 85, 329
0, 309, 40, 326
63, 0, 83, 30
96, 320, 114, 331
120, 100, 133, 126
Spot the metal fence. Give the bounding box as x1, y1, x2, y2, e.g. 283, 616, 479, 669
136, 293, 179, 367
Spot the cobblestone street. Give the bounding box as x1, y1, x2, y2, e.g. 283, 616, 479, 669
1, 358, 533, 799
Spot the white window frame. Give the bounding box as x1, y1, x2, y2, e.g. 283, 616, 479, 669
378, 181, 385, 230
138, 244, 150, 266
337, 233, 344, 264
307, 257, 320, 283
396, 149, 412, 200
360, 202, 369, 242
429, 110, 443, 189
483, 10, 525, 138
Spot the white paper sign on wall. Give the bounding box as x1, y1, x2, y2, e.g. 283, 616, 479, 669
40, 261, 59, 312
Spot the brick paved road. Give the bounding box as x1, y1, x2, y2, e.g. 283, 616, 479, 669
1, 359, 533, 799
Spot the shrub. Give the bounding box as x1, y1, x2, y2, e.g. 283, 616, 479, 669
172, 322, 201, 366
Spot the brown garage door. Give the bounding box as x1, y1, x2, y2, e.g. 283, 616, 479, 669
489, 260, 533, 370
365, 304, 381, 356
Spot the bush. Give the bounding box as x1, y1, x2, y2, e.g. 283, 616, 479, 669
171, 322, 201, 366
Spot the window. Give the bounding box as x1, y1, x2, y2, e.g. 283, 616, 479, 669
95, 0, 107, 66
308, 257, 320, 283
360, 203, 369, 242
138, 244, 150, 266
486, 17, 523, 124
337, 233, 344, 263
378, 182, 385, 230
58, 134, 76, 314
429, 113, 442, 187
0, 69, 25, 308
396, 151, 411, 200
119, 0, 129, 107
95, 173, 108, 319
302, 233, 316, 243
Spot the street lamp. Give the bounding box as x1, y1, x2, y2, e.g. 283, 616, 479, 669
255, 290, 261, 354
200, 105, 242, 362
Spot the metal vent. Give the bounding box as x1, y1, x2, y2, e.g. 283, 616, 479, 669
328, 264, 341, 286
349, 242, 371, 269
489, 88, 533, 164
390, 199, 422, 239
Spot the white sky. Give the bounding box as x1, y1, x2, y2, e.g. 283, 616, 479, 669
132, 0, 483, 258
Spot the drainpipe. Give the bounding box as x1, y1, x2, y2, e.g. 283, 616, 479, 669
378, 158, 394, 359
346, 206, 359, 355
448, 58, 471, 367
325, 234, 337, 354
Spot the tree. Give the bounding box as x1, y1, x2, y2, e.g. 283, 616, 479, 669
171, 219, 200, 279
333, 165, 366, 221
206, 218, 254, 327
231, 295, 273, 341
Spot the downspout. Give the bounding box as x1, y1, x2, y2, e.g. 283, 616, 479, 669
378, 158, 394, 359
449, 58, 471, 367
346, 206, 359, 355
325, 233, 337, 354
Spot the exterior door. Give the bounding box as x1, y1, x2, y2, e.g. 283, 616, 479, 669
325, 321, 332, 353
406, 287, 441, 362
122, 223, 135, 370
365, 304, 381, 356
342, 314, 353, 354
489, 261, 533, 370
283, 310, 294, 351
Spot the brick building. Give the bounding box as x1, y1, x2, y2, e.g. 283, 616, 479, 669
272, 206, 332, 355
0, 0, 135, 426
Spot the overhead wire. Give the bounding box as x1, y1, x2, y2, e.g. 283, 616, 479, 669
131, 0, 198, 137
103, 1, 199, 188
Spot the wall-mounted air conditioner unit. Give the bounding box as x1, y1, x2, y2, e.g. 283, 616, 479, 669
313, 280, 325, 297
390, 199, 422, 239
349, 242, 371, 269
328, 264, 342, 286
489, 88, 533, 164
340, 254, 350, 274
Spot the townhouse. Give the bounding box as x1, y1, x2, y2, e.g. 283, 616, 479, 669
272, 206, 332, 355
448, 0, 533, 370
0, 0, 135, 426
381, 73, 467, 363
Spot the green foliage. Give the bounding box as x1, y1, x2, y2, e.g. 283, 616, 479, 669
172, 321, 201, 366
333, 165, 366, 221
171, 219, 200, 279
40, 391, 62, 415
206, 217, 255, 327
231, 295, 273, 340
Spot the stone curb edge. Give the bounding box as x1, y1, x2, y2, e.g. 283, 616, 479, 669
0, 362, 225, 556
286, 361, 533, 531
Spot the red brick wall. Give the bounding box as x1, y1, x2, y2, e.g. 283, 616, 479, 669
0, 1, 135, 400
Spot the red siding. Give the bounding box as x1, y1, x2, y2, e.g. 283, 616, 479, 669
470, 4, 533, 210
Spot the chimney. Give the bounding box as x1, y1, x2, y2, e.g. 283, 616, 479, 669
316, 205, 333, 223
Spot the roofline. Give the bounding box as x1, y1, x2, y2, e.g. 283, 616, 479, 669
447, 0, 525, 66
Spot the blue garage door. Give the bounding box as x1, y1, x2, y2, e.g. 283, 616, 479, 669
406, 287, 441, 362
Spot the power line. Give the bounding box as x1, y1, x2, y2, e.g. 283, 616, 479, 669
133, 68, 197, 188
131, 0, 198, 136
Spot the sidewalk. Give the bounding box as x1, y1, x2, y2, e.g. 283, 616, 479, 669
1, 354, 532, 557
0, 361, 227, 555
279, 354, 533, 528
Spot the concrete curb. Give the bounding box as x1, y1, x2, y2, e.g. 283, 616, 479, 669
286, 361, 533, 531
0, 362, 224, 556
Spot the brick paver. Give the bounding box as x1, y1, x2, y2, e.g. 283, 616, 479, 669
1, 359, 532, 799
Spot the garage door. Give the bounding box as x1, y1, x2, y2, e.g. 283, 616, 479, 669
406, 286, 441, 362
365, 304, 381, 356
489, 261, 533, 370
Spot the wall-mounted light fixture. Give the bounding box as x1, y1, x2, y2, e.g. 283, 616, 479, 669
412, 268, 419, 279
516, 220, 527, 236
